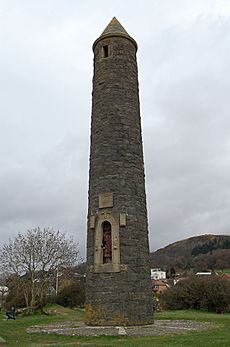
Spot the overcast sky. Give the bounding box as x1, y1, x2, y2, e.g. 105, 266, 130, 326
1, 0, 230, 258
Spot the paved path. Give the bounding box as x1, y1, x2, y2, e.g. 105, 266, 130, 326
27, 320, 211, 337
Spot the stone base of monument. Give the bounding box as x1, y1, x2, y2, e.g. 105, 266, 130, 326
27, 320, 211, 337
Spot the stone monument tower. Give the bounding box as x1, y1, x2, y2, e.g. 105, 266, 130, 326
86, 17, 153, 326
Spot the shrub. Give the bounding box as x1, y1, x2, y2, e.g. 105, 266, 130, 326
201, 276, 230, 313
56, 280, 85, 308
4, 285, 26, 310
161, 275, 230, 313
4, 274, 27, 310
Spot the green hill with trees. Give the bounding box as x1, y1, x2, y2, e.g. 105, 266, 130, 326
150, 234, 230, 272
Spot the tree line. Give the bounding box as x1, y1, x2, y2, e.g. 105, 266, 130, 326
191, 238, 230, 256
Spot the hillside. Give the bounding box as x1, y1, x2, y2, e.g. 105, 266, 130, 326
150, 234, 230, 271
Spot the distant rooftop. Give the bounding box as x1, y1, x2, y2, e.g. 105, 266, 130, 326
196, 272, 212, 276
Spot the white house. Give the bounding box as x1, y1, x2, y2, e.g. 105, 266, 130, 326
151, 268, 166, 280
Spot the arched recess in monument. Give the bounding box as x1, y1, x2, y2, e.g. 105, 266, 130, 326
102, 221, 112, 264
94, 214, 120, 273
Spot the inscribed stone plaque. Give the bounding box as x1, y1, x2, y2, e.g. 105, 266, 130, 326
119, 213, 126, 226
99, 192, 113, 208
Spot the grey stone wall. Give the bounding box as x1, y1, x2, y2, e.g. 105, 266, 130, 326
86, 32, 153, 325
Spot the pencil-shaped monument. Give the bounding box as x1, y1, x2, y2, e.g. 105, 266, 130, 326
86, 17, 153, 325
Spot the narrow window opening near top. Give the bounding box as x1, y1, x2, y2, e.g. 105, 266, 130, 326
103, 45, 109, 58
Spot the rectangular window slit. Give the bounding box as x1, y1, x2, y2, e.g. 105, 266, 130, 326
103, 45, 109, 58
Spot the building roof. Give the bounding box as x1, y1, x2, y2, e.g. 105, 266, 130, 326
93, 17, 137, 51
221, 273, 230, 280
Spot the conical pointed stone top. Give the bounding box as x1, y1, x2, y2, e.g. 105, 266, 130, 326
101, 17, 129, 37
93, 17, 137, 51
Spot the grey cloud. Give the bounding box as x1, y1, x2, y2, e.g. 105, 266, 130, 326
1, 1, 230, 256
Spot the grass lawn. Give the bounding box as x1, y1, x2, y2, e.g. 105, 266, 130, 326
216, 268, 230, 274
0, 305, 230, 346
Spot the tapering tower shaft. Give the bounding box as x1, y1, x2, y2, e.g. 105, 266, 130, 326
86, 17, 153, 325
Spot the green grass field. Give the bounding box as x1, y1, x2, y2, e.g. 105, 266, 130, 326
0, 305, 230, 346
216, 268, 230, 274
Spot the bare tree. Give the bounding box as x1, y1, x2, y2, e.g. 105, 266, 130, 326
0, 227, 81, 313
